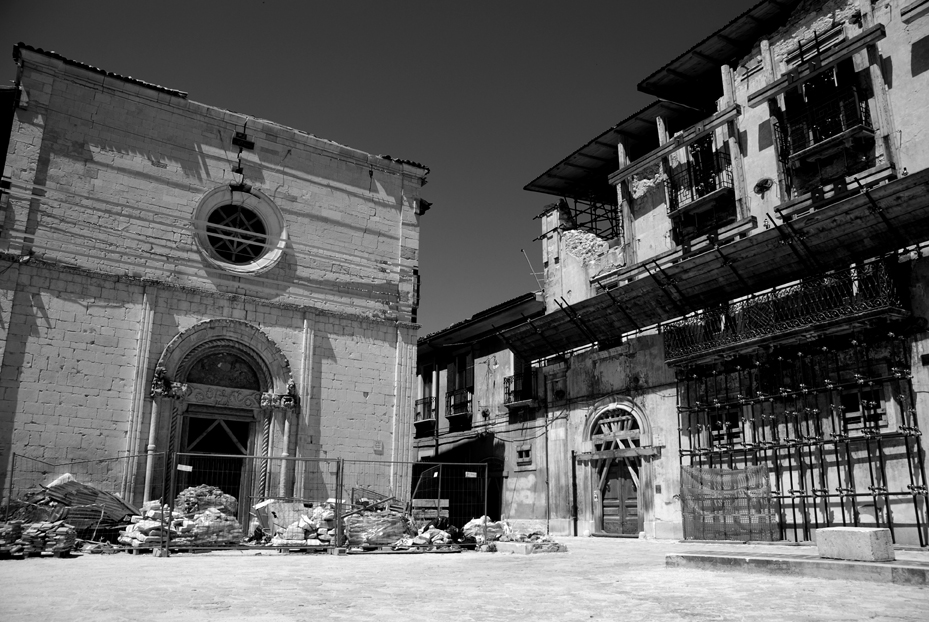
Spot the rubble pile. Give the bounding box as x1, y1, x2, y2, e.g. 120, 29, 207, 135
269, 504, 336, 547
345, 511, 409, 547
0, 520, 24, 555
118, 488, 244, 548
499, 531, 568, 553
462, 516, 511, 544
0, 520, 76, 555
174, 485, 237, 515
9, 474, 138, 541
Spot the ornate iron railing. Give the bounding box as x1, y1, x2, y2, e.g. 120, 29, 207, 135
777, 87, 872, 157
666, 151, 733, 214
663, 261, 901, 361
414, 397, 437, 423
445, 388, 472, 417
504, 372, 536, 405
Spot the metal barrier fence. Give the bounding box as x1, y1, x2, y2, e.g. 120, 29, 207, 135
165, 455, 488, 550
4, 452, 166, 546
5, 453, 488, 552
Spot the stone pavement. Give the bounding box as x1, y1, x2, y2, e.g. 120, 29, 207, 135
0, 537, 926, 621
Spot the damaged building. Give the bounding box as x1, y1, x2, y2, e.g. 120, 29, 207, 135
0, 44, 429, 512
421, 0, 929, 545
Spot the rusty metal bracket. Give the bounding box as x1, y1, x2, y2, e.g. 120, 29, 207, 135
854, 177, 907, 248
714, 245, 750, 290
555, 297, 599, 347
605, 287, 639, 331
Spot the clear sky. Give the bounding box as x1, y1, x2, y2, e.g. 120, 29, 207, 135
0, 0, 755, 335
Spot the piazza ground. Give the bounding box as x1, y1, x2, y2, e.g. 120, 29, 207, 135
1, 537, 926, 621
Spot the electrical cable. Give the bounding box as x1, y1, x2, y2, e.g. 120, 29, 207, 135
1, 178, 408, 275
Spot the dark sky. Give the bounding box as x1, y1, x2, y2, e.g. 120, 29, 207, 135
0, 0, 754, 335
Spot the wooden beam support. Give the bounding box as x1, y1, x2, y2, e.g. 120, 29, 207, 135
609, 105, 740, 185
577, 447, 660, 460
747, 24, 886, 107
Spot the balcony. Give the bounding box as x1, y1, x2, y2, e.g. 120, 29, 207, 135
445, 388, 473, 419
414, 397, 437, 424
504, 372, 538, 409
662, 261, 905, 363
776, 87, 874, 162
665, 151, 734, 216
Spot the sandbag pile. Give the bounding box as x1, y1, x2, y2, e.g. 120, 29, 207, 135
118, 518, 166, 548
1, 520, 76, 555
462, 516, 511, 543
391, 525, 454, 550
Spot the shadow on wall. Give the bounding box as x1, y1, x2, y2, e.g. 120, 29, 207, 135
912, 34, 929, 78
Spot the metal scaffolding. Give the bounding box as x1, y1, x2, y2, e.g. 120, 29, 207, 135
676, 328, 928, 545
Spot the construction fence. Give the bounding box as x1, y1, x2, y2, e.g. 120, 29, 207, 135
3, 452, 488, 553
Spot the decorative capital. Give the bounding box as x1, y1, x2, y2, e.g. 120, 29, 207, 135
261, 391, 299, 410
150, 366, 172, 398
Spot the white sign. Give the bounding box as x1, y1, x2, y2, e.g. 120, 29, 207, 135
465, 471, 477, 478
177, 464, 193, 472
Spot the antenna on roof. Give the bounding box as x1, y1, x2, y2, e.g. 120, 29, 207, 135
521, 248, 545, 292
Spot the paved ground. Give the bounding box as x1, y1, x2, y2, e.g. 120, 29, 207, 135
1, 538, 927, 621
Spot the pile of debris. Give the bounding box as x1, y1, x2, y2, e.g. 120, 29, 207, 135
171, 485, 243, 546
118, 486, 244, 549
462, 515, 511, 544
269, 503, 338, 547
345, 510, 409, 547
9, 474, 138, 541
174, 484, 237, 515
0, 520, 76, 556
461, 516, 568, 553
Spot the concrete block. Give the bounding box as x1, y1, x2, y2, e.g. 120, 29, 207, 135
816, 527, 895, 562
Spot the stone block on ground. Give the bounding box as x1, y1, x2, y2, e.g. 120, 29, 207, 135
816, 527, 895, 562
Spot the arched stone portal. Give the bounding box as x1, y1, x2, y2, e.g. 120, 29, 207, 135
145, 319, 298, 512
583, 397, 651, 536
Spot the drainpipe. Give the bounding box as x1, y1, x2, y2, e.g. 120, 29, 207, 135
432, 366, 439, 459
545, 389, 550, 535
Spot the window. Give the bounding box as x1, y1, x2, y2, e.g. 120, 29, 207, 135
206, 204, 268, 264
666, 134, 738, 246
841, 385, 887, 433
516, 445, 532, 466
776, 60, 875, 195
194, 186, 288, 275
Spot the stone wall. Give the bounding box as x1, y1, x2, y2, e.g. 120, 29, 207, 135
0, 47, 423, 503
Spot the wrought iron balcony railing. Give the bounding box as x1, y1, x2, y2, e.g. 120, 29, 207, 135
504, 372, 537, 406
776, 87, 872, 158
414, 397, 437, 423
665, 151, 733, 214
663, 261, 902, 362
445, 388, 472, 418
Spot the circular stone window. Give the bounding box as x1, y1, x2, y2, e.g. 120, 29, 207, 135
194, 186, 287, 275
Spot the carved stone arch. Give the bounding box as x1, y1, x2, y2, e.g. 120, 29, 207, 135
157, 319, 294, 394
584, 395, 653, 447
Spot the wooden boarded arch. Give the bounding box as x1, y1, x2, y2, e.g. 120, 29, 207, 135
580, 399, 651, 536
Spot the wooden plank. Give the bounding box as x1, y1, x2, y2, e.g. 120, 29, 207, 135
411, 498, 449, 508
577, 447, 659, 460
591, 430, 641, 443
608, 105, 741, 185
747, 24, 886, 107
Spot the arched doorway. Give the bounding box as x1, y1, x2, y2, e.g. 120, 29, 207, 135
177, 349, 265, 509
153, 319, 297, 521
588, 403, 645, 536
